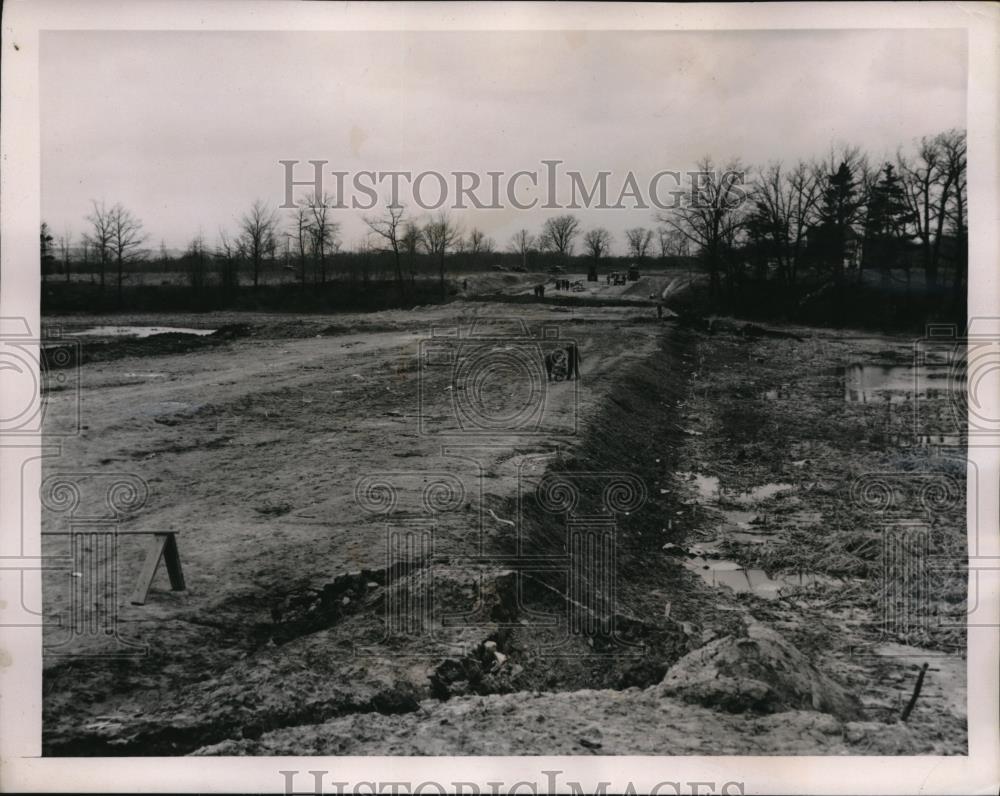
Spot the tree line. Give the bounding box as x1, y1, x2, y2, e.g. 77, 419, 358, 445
42, 128, 966, 310
658, 129, 967, 302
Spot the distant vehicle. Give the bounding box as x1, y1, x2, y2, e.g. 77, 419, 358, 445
491, 264, 508, 272
549, 265, 565, 274
571, 280, 586, 292
510, 265, 527, 273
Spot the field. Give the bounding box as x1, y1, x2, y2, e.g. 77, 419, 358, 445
39, 277, 967, 755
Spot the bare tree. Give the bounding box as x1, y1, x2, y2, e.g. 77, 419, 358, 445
215, 228, 240, 291
657, 227, 670, 259
657, 227, 690, 259
467, 228, 495, 266
307, 191, 340, 284
744, 161, 824, 284
84, 200, 115, 292
421, 212, 461, 297
657, 157, 748, 294
186, 234, 209, 291
401, 221, 421, 283
939, 130, 967, 298
538, 215, 580, 260
745, 163, 790, 280
898, 129, 966, 292
784, 160, 823, 284
290, 202, 312, 286
507, 229, 535, 270
624, 227, 654, 261
80, 238, 92, 283
57, 228, 72, 283
364, 204, 406, 289
898, 138, 941, 289
238, 200, 279, 289
357, 235, 376, 284
107, 203, 147, 305
583, 228, 613, 262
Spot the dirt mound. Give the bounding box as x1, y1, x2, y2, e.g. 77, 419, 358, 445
658, 621, 865, 721
464, 272, 539, 295
620, 275, 666, 299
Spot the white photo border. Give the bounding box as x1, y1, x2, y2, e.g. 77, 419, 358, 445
1, 2, 997, 793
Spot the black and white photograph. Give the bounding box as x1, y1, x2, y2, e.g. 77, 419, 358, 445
1, 2, 998, 793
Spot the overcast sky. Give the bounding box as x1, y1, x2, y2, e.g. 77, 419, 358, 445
41, 29, 966, 255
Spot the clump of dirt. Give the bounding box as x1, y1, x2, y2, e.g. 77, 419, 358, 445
660, 620, 865, 720
261, 568, 389, 646
430, 638, 523, 700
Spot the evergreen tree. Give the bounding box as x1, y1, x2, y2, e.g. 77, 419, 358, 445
815, 161, 863, 283
863, 164, 916, 287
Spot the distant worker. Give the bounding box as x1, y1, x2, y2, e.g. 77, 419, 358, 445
657, 302, 663, 320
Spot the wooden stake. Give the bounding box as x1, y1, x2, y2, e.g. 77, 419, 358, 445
900, 662, 929, 722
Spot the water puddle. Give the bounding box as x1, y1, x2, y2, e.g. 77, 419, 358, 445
683, 556, 837, 600
677, 472, 794, 505
721, 508, 757, 527
842, 363, 964, 404
68, 326, 216, 338
727, 529, 771, 545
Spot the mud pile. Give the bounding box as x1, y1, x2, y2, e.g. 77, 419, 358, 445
660, 621, 865, 720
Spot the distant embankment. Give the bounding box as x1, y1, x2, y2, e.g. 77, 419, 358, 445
41, 280, 456, 314
665, 278, 966, 333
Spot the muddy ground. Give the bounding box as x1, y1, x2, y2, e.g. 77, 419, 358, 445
39, 286, 966, 756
